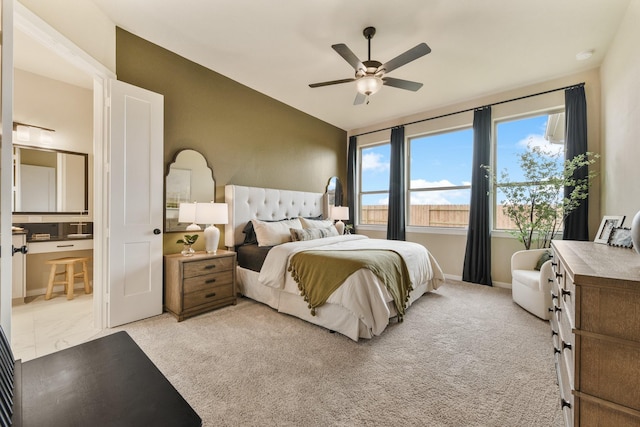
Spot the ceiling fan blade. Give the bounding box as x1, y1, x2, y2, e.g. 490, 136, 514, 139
309, 78, 356, 88
332, 44, 365, 72
378, 43, 431, 74
353, 92, 367, 105
382, 77, 424, 92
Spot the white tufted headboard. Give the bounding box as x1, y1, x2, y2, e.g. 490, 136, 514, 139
224, 185, 326, 248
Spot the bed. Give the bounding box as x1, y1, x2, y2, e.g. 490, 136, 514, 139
224, 184, 445, 341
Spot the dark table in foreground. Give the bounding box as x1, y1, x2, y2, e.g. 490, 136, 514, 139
21, 331, 201, 427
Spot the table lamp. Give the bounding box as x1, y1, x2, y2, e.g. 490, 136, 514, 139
331, 206, 350, 235
178, 202, 201, 231
195, 202, 229, 253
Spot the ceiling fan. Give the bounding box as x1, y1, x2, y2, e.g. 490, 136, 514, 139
309, 26, 431, 105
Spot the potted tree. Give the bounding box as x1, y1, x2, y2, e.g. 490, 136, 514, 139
485, 144, 598, 250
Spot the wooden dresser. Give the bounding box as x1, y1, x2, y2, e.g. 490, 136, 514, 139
164, 250, 237, 321
550, 240, 640, 426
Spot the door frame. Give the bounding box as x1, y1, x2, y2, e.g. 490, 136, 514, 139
14, 3, 116, 329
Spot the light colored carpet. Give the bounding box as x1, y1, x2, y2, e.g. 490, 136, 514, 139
109, 280, 563, 427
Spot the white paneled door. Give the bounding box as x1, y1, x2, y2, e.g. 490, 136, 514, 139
108, 80, 164, 327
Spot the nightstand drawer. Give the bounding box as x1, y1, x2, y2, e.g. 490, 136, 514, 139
183, 256, 234, 278
183, 282, 235, 309
183, 270, 233, 294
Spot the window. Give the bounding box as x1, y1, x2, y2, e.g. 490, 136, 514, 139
359, 143, 390, 225
408, 128, 473, 227
494, 112, 565, 230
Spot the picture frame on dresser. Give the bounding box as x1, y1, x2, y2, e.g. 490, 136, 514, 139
594, 215, 625, 244
607, 227, 634, 248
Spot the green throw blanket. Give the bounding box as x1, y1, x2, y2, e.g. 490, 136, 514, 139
288, 249, 413, 320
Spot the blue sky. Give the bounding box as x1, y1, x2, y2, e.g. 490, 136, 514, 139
361, 113, 564, 205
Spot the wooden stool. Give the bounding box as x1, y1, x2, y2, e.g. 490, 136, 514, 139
44, 257, 92, 300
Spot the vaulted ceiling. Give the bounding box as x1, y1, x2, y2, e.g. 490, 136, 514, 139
15, 0, 631, 131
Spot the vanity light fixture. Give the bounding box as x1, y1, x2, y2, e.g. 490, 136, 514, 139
13, 122, 55, 145
178, 202, 201, 231
195, 202, 229, 254
331, 206, 350, 235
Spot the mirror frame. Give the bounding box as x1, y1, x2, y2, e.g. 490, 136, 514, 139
165, 149, 215, 232
326, 176, 343, 207
13, 144, 89, 215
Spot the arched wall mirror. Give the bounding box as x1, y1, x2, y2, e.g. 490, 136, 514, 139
326, 176, 343, 207
165, 149, 215, 232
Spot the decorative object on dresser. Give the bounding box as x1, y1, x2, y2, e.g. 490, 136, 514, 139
178, 202, 201, 231
607, 227, 634, 249
631, 210, 640, 254
331, 206, 350, 235
195, 202, 228, 253
164, 250, 236, 321
593, 215, 625, 244
549, 240, 640, 427
176, 234, 198, 257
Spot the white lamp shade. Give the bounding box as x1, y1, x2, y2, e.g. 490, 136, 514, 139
331, 206, 350, 221
195, 202, 229, 225
178, 203, 201, 230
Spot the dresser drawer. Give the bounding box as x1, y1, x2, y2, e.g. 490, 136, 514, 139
183, 270, 233, 294
183, 281, 235, 310
183, 256, 234, 278
555, 350, 574, 426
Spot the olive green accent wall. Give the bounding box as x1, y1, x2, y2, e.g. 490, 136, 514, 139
115, 28, 347, 253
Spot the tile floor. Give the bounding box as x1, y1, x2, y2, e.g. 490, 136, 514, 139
11, 293, 102, 362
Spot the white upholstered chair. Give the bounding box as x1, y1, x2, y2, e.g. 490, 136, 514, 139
510, 248, 554, 320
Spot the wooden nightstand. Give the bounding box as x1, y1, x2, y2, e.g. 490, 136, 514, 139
164, 250, 236, 321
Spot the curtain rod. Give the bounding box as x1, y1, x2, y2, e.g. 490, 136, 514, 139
352, 82, 585, 138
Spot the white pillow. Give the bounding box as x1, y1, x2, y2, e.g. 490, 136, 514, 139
290, 226, 339, 242
299, 217, 334, 229
251, 218, 302, 247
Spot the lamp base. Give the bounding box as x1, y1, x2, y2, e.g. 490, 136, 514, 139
186, 223, 202, 231
204, 225, 220, 254
335, 220, 345, 235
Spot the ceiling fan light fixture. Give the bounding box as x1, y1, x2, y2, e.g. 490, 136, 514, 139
356, 75, 383, 96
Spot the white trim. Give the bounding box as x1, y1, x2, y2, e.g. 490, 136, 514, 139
14, 3, 116, 330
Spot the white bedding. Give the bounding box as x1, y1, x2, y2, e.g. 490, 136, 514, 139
255, 234, 445, 339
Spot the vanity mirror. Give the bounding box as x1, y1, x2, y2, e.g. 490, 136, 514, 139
13, 145, 88, 214
165, 149, 215, 232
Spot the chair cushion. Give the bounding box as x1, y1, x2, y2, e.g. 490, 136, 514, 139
535, 251, 551, 270
512, 269, 542, 290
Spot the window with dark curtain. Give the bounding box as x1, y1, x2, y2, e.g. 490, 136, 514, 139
462, 107, 492, 286
563, 85, 589, 241
387, 126, 406, 240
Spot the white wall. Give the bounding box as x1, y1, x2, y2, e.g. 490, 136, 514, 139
18, 0, 116, 73
600, 0, 640, 221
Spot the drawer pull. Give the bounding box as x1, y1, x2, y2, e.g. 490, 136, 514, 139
205, 292, 217, 298
551, 292, 558, 300
56, 244, 75, 248
204, 265, 217, 270
547, 278, 554, 283
551, 329, 558, 337
561, 399, 571, 409
554, 346, 561, 354
560, 288, 571, 298
562, 341, 572, 350
555, 272, 563, 279
551, 261, 558, 267
551, 305, 562, 313
205, 279, 217, 284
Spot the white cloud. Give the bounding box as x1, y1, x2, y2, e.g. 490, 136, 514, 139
517, 134, 564, 156
410, 178, 455, 189
362, 152, 389, 172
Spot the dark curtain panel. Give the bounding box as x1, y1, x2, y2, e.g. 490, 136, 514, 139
463, 107, 492, 286
334, 181, 343, 207
563, 85, 589, 241
387, 126, 406, 240
347, 136, 357, 225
